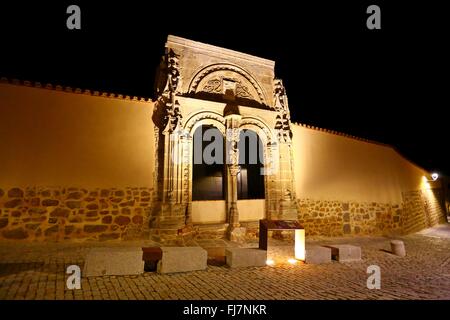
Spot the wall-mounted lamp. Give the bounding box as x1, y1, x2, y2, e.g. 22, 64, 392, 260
424, 173, 439, 182
422, 173, 439, 190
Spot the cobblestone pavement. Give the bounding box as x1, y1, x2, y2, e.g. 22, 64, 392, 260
1, 226, 450, 300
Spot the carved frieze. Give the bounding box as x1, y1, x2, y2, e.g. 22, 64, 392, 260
188, 64, 267, 105
201, 76, 255, 100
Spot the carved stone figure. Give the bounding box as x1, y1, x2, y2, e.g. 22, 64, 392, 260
274, 79, 292, 143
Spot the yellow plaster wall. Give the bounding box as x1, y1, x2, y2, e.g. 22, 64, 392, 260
0, 83, 155, 189
291, 124, 428, 204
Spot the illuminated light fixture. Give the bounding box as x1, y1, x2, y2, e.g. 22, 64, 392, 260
266, 259, 275, 266
423, 173, 439, 189
294, 229, 306, 261
288, 258, 297, 264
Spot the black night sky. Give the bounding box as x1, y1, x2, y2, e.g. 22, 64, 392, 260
1, 1, 449, 175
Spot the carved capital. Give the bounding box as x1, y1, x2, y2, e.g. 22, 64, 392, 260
229, 165, 240, 176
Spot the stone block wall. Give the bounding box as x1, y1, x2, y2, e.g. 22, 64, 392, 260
296, 199, 402, 237
0, 187, 153, 241
0, 186, 446, 241
296, 188, 445, 237
402, 189, 447, 234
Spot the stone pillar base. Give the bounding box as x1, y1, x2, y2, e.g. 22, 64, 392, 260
148, 202, 192, 243
148, 226, 194, 244
279, 199, 298, 220
228, 226, 247, 242
151, 202, 187, 223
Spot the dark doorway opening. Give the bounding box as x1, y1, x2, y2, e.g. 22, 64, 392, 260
192, 125, 226, 200
237, 129, 265, 199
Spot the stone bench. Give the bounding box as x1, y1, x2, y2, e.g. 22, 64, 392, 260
225, 248, 267, 267
327, 244, 361, 262
157, 247, 207, 274
390, 240, 406, 257
305, 245, 332, 264
83, 247, 144, 277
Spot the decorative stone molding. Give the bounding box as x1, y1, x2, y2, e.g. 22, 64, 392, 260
184, 111, 226, 135
274, 79, 292, 143
201, 76, 255, 100
239, 117, 276, 145
187, 64, 268, 106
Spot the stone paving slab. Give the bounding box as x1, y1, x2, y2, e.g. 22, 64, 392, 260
1, 232, 450, 299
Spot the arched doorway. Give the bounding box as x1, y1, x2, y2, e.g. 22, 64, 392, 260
184, 111, 276, 231
237, 129, 265, 200
192, 125, 226, 200
191, 124, 228, 224
235, 129, 267, 224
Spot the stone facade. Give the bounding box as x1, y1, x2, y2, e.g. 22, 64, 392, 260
0, 187, 153, 241
149, 35, 298, 241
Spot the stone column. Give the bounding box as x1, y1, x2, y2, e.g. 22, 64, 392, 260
150, 107, 191, 242
228, 165, 240, 228
273, 78, 298, 221
264, 141, 279, 220
277, 141, 297, 220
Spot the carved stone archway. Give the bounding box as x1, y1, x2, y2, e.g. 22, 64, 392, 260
183, 111, 279, 239
239, 117, 279, 221
150, 38, 298, 243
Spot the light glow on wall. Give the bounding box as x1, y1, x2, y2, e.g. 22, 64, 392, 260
294, 229, 305, 261
288, 258, 297, 264
422, 173, 440, 189
266, 259, 275, 266
422, 176, 431, 189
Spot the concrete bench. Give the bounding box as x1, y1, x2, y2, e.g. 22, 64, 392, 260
305, 245, 332, 264
327, 244, 361, 262
225, 248, 267, 267
157, 247, 207, 274
83, 247, 144, 277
